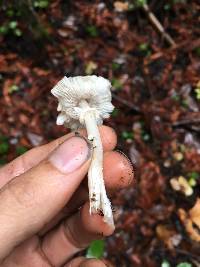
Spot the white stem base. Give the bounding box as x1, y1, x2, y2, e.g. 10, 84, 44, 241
79, 101, 114, 227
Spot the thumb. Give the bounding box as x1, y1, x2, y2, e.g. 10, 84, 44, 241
0, 136, 92, 261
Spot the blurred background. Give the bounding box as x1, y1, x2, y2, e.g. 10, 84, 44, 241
0, 0, 200, 266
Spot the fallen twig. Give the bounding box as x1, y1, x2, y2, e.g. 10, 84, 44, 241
192, 259, 200, 267
172, 118, 200, 127
112, 93, 141, 113
143, 37, 200, 65
143, 3, 176, 47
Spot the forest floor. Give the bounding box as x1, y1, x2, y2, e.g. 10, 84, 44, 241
0, 1, 200, 266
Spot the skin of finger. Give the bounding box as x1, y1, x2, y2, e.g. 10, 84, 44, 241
39, 150, 134, 236
0, 150, 133, 266
1, 236, 51, 267
0, 126, 117, 188
80, 259, 107, 267
103, 151, 134, 190
39, 186, 88, 235
1, 203, 113, 267
0, 155, 91, 262
41, 202, 114, 267
64, 257, 86, 267
64, 257, 107, 267
2, 250, 106, 267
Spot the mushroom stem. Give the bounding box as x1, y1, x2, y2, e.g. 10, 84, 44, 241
79, 100, 114, 227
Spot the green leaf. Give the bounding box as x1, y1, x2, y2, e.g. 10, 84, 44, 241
34, 0, 49, 8
16, 146, 28, 156
173, 0, 187, 4
86, 240, 105, 259
195, 88, 200, 100
0, 25, 8, 35
121, 131, 134, 140
111, 78, 122, 90
181, 99, 189, 108
112, 62, 121, 71
9, 21, 18, 29
9, 84, 19, 94
164, 4, 171, 10
142, 132, 150, 141
176, 263, 192, 267
188, 177, 197, 187
161, 260, 171, 267
187, 172, 199, 180
85, 25, 99, 37
135, 0, 147, 7
138, 43, 151, 56
194, 47, 200, 57
0, 142, 9, 155
6, 9, 15, 17
0, 135, 8, 142
14, 28, 22, 37
138, 43, 149, 51
0, 158, 7, 166
171, 94, 180, 102
111, 108, 119, 117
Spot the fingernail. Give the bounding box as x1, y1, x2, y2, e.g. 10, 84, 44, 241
49, 136, 91, 173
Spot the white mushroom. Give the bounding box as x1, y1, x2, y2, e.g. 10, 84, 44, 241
51, 75, 115, 227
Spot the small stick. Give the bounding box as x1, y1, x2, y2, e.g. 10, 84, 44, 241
143, 3, 176, 47
173, 118, 200, 127
112, 93, 141, 113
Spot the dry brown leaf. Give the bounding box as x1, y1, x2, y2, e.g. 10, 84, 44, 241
178, 198, 200, 242
85, 61, 98, 75
189, 198, 200, 228
170, 176, 193, 196
156, 224, 182, 249
114, 1, 129, 12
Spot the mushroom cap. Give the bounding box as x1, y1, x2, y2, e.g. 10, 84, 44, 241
51, 75, 114, 130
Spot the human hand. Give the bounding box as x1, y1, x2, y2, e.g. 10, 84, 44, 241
0, 126, 134, 267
